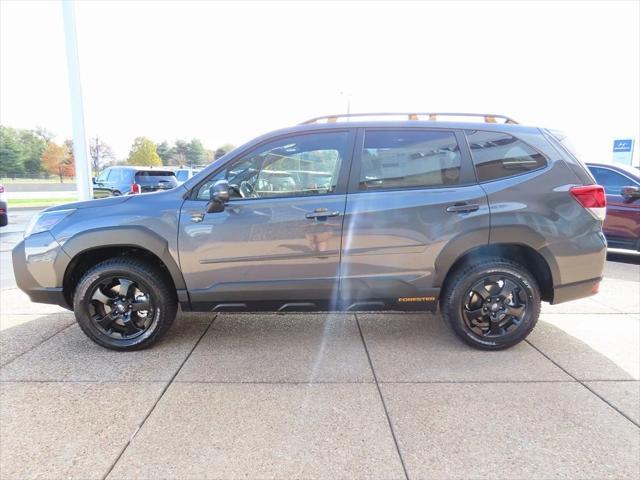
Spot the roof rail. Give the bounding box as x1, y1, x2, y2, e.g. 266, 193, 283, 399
300, 112, 519, 125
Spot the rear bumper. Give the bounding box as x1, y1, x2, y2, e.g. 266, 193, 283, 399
12, 234, 72, 310
551, 276, 602, 304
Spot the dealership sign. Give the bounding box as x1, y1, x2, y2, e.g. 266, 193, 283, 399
612, 139, 634, 165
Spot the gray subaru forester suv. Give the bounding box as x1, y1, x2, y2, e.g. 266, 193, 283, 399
12, 113, 607, 351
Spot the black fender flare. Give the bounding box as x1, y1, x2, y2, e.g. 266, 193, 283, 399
433, 225, 560, 288
61, 226, 187, 291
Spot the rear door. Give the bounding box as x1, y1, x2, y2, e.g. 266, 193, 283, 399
339, 128, 490, 310
178, 129, 355, 311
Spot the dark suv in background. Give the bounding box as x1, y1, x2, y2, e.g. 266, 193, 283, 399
13, 113, 607, 351
93, 166, 178, 198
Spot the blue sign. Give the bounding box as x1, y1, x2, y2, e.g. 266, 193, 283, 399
612, 138, 635, 165
613, 139, 633, 152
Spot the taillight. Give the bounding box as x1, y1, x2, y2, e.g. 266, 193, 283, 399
130, 183, 141, 194
570, 185, 606, 221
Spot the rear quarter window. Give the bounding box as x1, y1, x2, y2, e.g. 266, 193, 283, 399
465, 130, 547, 182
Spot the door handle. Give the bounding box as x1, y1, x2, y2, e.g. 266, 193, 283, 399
305, 208, 340, 220
446, 202, 480, 213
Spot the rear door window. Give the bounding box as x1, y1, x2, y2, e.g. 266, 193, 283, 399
135, 171, 178, 187
465, 130, 547, 182
359, 130, 462, 190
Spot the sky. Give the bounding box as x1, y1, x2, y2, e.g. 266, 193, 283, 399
1, 0, 639, 165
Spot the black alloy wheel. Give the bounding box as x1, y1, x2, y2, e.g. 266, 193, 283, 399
440, 258, 541, 350
462, 275, 528, 338
73, 257, 177, 350
89, 276, 155, 340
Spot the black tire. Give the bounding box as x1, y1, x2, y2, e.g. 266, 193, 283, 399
73, 257, 177, 351
440, 258, 540, 350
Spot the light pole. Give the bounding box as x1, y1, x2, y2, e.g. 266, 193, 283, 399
62, 0, 92, 200
340, 91, 352, 115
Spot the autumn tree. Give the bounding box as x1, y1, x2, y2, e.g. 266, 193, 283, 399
42, 142, 74, 182
127, 137, 162, 166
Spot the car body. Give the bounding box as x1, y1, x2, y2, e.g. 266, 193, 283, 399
13, 113, 607, 351
92, 166, 178, 198
587, 162, 640, 251
0, 184, 7, 227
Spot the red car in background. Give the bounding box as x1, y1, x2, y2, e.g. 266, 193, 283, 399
0, 185, 8, 227
587, 163, 640, 251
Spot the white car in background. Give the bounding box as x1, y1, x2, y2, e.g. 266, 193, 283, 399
174, 167, 201, 184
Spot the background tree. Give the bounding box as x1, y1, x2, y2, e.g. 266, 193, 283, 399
34, 127, 54, 144
89, 136, 114, 174
63, 140, 76, 177
155, 141, 172, 165
19, 130, 47, 176
215, 143, 236, 160
0, 126, 47, 177
186, 138, 206, 166
171, 140, 189, 166
0, 126, 23, 176
42, 142, 74, 182
127, 137, 162, 166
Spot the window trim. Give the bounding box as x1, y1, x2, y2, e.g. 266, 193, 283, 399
463, 129, 550, 184
347, 127, 476, 194
187, 129, 357, 202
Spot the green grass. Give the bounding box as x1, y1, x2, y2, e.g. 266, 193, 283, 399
8, 197, 77, 208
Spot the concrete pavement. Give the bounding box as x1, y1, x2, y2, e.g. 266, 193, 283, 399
0, 273, 638, 479
0, 210, 639, 479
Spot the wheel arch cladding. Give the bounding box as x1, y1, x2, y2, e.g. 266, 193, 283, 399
61, 226, 186, 305
436, 242, 556, 303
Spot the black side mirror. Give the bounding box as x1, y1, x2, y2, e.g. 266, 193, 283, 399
206, 180, 230, 213
92, 177, 96, 184
621, 185, 640, 199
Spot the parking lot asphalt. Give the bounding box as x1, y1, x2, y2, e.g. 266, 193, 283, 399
0, 211, 639, 479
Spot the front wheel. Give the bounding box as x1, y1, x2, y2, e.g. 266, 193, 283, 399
73, 257, 177, 350
441, 259, 540, 350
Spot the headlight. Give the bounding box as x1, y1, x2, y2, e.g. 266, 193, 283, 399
24, 209, 75, 238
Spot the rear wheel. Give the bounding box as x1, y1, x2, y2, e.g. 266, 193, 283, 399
73, 257, 177, 350
441, 259, 540, 350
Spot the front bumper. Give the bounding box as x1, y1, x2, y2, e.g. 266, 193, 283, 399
12, 232, 72, 309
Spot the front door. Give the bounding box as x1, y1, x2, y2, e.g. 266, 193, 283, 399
178, 130, 355, 311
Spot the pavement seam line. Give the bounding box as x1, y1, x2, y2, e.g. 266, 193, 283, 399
100, 315, 216, 480
525, 339, 640, 429
0, 321, 76, 369
355, 313, 410, 480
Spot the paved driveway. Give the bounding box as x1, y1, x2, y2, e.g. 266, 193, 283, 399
1, 258, 638, 480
